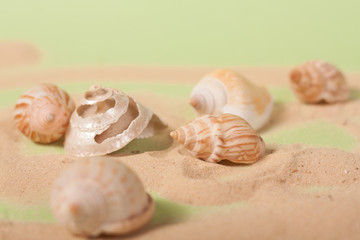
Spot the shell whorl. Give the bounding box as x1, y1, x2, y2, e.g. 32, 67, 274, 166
52, 183, 108, 236
14, 84, 75, 143
51, 158, 154, 237
64, 85, 167, 157
189, 78, 227, 115
171, 114, 266, 164
289, 61, 349, 103
189, 69, 273, 130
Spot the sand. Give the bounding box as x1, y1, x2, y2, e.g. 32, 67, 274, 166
1, 42, 360, 239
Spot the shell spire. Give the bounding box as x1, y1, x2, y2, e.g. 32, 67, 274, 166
64, 85, 167, 157
189, 69, 273, 130
14, 83, 75, 143
171, 113, 266, 164
51, 158, 155, 237
289, 60, 349, 103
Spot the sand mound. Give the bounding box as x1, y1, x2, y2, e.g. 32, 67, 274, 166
1, 67, 360, 239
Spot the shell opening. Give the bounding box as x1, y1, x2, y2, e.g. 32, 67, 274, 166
259, 136, 266, 157
77, 98, 116, 118
94, 98, 139, 143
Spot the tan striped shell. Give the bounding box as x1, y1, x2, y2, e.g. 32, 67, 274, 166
51, 157, 155, 237
289, 60, 349, 103
170, 113, 266, 164
14, 83, 75, 143
189, 69, 273, 130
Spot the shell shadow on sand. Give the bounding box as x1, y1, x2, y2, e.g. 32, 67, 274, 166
110, 128, 173, 157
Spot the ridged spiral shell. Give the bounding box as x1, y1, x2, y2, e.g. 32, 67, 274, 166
170, 113, 266, 164
64, 85, 167, 157
51, 157, 155, 237
189, 69, 273, 131
289, 60, 349, 103
14, 83, 75, 143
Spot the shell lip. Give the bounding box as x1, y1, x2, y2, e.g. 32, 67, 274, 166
100, 193, 155, 236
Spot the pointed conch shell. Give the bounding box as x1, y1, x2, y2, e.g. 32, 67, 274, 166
51, 158, 155, 237
170, 113, 266, 164
189, 69, 273, 130
289, 60, 349, 103
64, 85, 167, 157
14, 83, 75, 143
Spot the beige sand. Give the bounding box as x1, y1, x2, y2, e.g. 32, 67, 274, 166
1, 63, 360, 239
0, 41, 41, 69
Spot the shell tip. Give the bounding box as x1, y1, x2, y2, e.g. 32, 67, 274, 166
46, 113, 55, 122
170, 130, 178, 140
290, 69, 302, 84
69, 203, 81, 216
189, 96, 201, 109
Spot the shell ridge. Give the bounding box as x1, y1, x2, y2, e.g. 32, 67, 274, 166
171, 113, 265, 164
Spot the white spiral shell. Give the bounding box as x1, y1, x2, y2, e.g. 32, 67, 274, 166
170, 113, 266, 164
14, 83, 75, 143
189, 69, 273, 130
51, 157, 155, 237
64, 85, 167, 157
289, 60, 349, 103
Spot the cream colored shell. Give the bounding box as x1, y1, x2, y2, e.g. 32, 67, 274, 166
14, 83, 75, 143
170, 113, 266, 164
189, 69, 273, 130
289, 60, 349, 103
51, 157, 155, 237
64, 85, 167, 157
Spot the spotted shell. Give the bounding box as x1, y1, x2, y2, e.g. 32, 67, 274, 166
64, 85, 167, 157
51, 157, 155, 237
189, 69, 273, 131
170, 113, 266, 164
289, 60, 349, 103
14, 83, 75, 143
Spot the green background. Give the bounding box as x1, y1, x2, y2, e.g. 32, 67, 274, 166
0, 0, 359, 69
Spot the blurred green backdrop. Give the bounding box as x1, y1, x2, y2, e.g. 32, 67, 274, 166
0, 0, 359, 69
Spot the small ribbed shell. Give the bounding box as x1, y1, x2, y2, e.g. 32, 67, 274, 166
170, 113, 266, 164
189, 69, 273, 131
51, 157, 155, 237
289, 60, 349, 103
64, 85, 167, 157
14, 83, 75, 143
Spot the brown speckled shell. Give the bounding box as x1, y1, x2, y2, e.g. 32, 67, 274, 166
170, 113, 266, 164
13, 83, 75, 143
289, 61, 349, 103
51, 158, 155, 237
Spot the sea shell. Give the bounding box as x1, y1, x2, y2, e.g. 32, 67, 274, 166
51, 157, 155, 237
170, 113, 266, 164
289, 60, 349, 103
14, 83, 75, 143
189, 69, 273, 131
64, 85, 167, 157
